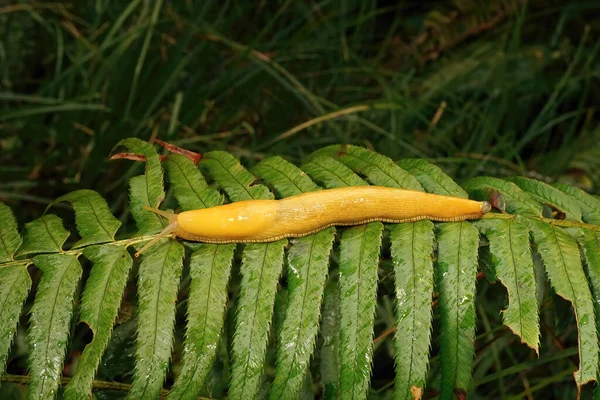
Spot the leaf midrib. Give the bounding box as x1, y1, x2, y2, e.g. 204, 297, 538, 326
350, 224, 368, 400
404, 163, 461, 197
550, 225, 582, 386
507, 221, 525, 341
169, 158, 209, 208
238, 244, 270, 396
206, 156, 256, 201
0, 227, 13, 261
257, 162, 312, 195
275, 233, 318, 397
83, 196, 114, 240
89, 247, 127, 331
173, 245, 220, 399
37, 256, 77, 398
311, 158, 362, 187
137, 241, 173, 399
340, 153, 400, 188
450, 222, 465, 392
405, 223, 418, 397
0, 266, 26, 327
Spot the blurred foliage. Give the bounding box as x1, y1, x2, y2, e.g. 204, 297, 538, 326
0, 0, 599, 398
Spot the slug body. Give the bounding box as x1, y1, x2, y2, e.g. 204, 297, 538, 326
161, 186, 490, 245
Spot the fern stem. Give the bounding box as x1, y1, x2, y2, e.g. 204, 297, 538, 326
0, 374, 190, 398
0, 234, 171, 269
482, 213, 600, 231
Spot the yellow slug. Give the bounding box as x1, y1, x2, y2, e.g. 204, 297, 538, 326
136, 186, 491, 256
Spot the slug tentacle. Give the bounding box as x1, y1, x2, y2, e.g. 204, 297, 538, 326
135, 207, 180, 257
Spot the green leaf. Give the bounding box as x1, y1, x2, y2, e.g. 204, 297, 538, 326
52, 190, 122, 248
301, 156, 367, 188
128, 240, 184, 399
476, 218, 540, 351
17, 215, 70, 256
508, 177, 582, 221
577, 229, 600, 338
251, 156, 321, 197
0, 203, 22, 262
462, 177, 543, 217
332, 149, 436, 399
339, 222, 384, 399
163, 154, 224, 210
201, 150, 285, 399
269, 228, 336, 399
229, 240, 287, 400
320, 279, 341, 399
577, 227, 600, 399
116, 138, 165, 234
167, 243, 235, 400
201, 151, 273, 202
529, 220, 599, 388
64, 245, 133, 400
554, 184, 600, 225
28, 254, 82, 400
396, 158, 468, 197
389, 220, 435, 400
251, 156, 335, 399
437, 222, 479, 398
309, 144, 423, 191
302, 151, 381, 398
0, 263, 31, 379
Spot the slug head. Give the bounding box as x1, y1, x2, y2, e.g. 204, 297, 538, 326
134, 207, 179, 257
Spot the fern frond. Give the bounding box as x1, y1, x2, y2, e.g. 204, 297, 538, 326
164, 154, 233, 399
437, 222, 479, 399
128, 240, 184, 399
3, 140, 600, 400
51, 190, 122, 248
309, 144, 423, 191
167, 243, 235, 400
0, 203, 22, 262
116, 138, 166, 234
529, 220, 598, 388
163, 154, 224, 210
476, 218, 540, 351
270, 229, 336, 399
17, 215, 70, 256
0, 263, 31, 381
27, 254, 82, 400
301, 156, 367, 188
201, 151, 286, 399
462, 177, 543, 216
554, 184, 600, 225
339, 223, 384, 398
389, 220, 435, 400
508, 177, 583, 221
228, 240, 287, 400
64, 245, 133, 399
252, 156, 334, 400
396, 158, 468, 197
251, 156, 321, 196
201, 151, 273, 201
302, 154, 382, 399
320, 279, 341, 399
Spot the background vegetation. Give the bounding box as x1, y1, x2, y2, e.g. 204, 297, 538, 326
0, 0, 599, 399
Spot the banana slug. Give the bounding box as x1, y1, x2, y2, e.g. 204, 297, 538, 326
136, 186, 491, 256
